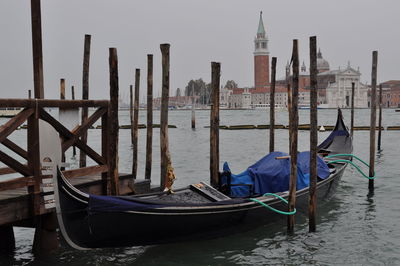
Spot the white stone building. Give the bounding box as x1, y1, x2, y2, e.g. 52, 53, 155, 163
324, 63, 368, 108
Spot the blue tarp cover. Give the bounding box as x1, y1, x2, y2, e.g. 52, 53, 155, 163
223, 151, 330, 197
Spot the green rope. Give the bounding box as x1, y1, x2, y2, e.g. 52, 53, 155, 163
249, 193, 296, 215
325, 153, 376, 179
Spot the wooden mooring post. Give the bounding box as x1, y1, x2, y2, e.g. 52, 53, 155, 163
80, 34, 91, 168
28, 90, 32, 99
108, 48, 120, 195
351, 82, 355, 137
160, 44, 171, 190
210, 62, 221, 188
60, 79, 65, 100
288, 39, 299, 233
269, 57, 277, 153
130, 84, 134, 145
31, 0, 44, 99
369, 51, 378, 192
132, 69, 140, 179
378, 84, 383, 151
71, 86, 76, 156
308, 36, 318, 232
191, 85, 196, 129
145, 54, 153, 181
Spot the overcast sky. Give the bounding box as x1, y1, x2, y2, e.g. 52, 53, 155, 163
0, 0, 398, 101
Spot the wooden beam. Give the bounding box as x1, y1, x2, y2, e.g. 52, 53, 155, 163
39, 109, 106, 165
160, 44, 170, 190
0, 151, 31, 177
145, 54, 153, 181
0, 108, 34, 144
378, 84, 382, 151
62, 165, 108, 179
101, 112, 109, 195
108, 48, 120, 195
30, 0, 44, 99
308, 36, 318, 232
80, 34, 91, 168
0, 167, 17, 175
60, 79, 65, 99
0, 99, 108, 108
62, 107, 107, 150
1, 138, 28, 159
0, 176, 35, 191
210, 62, 220, 188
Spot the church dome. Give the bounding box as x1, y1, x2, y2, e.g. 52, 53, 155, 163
317, 49, 330, 72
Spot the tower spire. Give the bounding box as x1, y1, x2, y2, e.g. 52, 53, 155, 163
257, 11, 266, 38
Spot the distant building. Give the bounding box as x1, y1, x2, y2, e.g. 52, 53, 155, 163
380, 80, 400, 108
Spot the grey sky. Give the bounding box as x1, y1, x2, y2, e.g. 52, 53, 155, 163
0, 0, 398, 101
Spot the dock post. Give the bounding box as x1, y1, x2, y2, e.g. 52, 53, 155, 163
132, 69, 140, 179
369, 51, 378, 192
108, 48, 120, 195
30, 0, 44, 99
71, 86, 76, 156
130, 84, 134, 145
210, 62, 221, 188
0, 226, 15, 254
191, 85, 196, 129
309, 36, 318, 232
145, 54, 153, 181
80, 34, 91, 168
60, 79, 65, 99
269, 57, 277, 153
351, 82, 355, 137
378, 84, 383, 151
28, 89, 32, 99
160, 44, 171, 190
288, 40, 299, 233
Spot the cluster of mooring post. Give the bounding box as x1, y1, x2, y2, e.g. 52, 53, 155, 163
369, 51, 378, 193
287, 39, 299, 233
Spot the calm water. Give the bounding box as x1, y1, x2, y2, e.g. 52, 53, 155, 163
1, 109, 399, 265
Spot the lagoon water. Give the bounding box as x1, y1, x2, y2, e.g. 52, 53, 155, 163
1, 108, 400, 265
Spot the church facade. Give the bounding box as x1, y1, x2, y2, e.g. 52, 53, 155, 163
225, 12, 369, 109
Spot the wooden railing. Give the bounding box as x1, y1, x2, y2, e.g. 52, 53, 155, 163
0, 98, 115, 215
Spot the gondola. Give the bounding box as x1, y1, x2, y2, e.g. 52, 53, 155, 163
53, 109, 352, 250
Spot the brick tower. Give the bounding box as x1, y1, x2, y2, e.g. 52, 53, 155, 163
254, 11, 269, 91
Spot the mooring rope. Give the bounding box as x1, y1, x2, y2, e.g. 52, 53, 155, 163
249, 193, 296, 215
325, 153, 376, 179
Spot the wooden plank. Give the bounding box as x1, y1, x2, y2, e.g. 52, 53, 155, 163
269, 57, 277, 153
80, 34, 91, 168
101, 112, 109, 195
62, 165, 108, 179
369, 51, 378, 191
210, 62, 220, 188
145, 54, 153, 181
0, 99, 108, 108
288, 39, 299, 233
108, 48, 120, 195
132, 69, 140, 179
0, 167, 17, 175
0, 150, 31, 177
308, 36, 318, 232
30, 0, 44, 99
62, 107, 107, 150
71, 86, 77, 156
2, 139, 28, 159
39, 109, 106, 165
27, 112, 41, 216
0, 108, 34, 144
0, 177, 34, 192
160, 44, 170, 190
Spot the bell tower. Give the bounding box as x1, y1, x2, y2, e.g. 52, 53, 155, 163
254, 11, 269, 90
